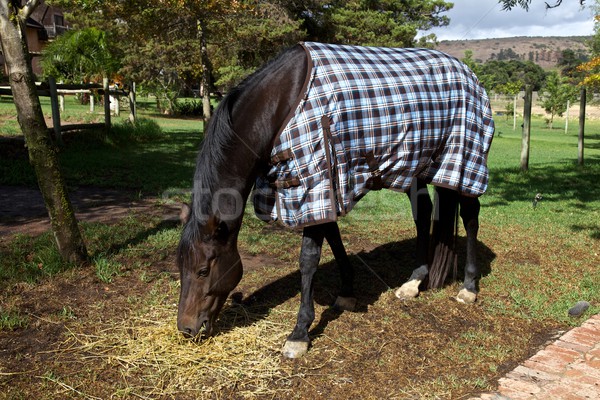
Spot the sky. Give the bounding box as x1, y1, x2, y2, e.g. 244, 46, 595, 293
426, 0, 596, 41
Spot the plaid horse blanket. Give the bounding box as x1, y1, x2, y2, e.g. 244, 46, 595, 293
253, 42, 495, 228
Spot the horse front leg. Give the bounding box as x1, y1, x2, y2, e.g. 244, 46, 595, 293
456, 196, 480, 304
322, 222, 357, 311
282, 225, 325, 358
395, 180, 432, 299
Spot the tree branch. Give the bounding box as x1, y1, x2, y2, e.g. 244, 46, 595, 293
545, 0, 564, 8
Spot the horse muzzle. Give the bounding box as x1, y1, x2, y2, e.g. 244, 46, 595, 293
178, 315, 214, 340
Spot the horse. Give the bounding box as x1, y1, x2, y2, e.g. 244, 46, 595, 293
176, 42, 495, 359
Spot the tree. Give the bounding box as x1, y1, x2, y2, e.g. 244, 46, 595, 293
0, 0, 88, 265
539, 71, 578, 128
40, 27, 121, 84
54, 0, 303, 115
498, 80, 523, 129
283, 0, 452, 47
499, 0, 586, 10
558, 49, 587, 81
477, 59, 547, 92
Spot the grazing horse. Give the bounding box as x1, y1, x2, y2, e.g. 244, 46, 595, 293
176, 42, 494, 358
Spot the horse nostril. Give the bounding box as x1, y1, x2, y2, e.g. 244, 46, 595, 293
180, 327, 194, 338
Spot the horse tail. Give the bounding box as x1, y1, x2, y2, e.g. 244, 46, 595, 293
427, 187, 459, 289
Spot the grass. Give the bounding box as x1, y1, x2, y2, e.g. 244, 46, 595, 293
1, 100, 600, 398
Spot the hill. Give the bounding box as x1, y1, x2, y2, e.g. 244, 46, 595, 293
436, 36, 590, 69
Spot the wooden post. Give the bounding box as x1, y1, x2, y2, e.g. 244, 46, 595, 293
114, 91, 120, 116
579, 87, 586, 166
90, 93, 95, 113
513, 94, 517, 131
103, 78, 111, 132
47, 77, 63, 145
128, 82, 136, 124
565, 100, 570, 134
520, 85, 532, 172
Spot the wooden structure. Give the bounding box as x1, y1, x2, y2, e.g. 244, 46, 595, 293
0, 78, 136, 144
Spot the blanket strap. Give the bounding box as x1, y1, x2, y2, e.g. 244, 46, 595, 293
271, 149, 294, 164
365, 151, 383, 190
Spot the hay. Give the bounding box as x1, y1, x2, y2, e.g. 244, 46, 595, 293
61, 302, 296, 399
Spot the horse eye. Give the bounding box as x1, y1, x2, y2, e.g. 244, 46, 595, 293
197, 267, 209, 278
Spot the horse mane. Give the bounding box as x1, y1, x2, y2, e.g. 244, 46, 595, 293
179, 44, 304, 262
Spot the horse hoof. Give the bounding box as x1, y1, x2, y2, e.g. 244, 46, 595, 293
395, 280, 421, 299
456, 288, 477, 304
333, 296, 357, 311
282, 340, 309, 359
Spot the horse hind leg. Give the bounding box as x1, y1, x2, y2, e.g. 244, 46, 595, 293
282, 225, 325, 359
395, 180, 432, 300
456, 195, 480, 304
323, 222, 357, 311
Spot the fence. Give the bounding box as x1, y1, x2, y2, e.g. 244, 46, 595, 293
0, 77, 136, 145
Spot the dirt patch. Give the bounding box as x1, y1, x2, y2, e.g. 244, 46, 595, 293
0, 186, 568, 399
0, 185, 181, 238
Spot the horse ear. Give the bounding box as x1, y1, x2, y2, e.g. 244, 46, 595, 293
179, 203, 191, 225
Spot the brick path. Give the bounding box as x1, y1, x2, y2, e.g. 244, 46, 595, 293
470, 314, 600, 400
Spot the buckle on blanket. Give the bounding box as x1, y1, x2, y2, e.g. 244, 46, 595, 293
273, 176, 301, 189
270, 149, 294, 164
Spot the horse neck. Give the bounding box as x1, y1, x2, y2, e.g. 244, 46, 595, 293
226, 46, 307, 197
200, 45, 308, 229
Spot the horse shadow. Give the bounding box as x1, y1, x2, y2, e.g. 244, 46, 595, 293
217, 238, 496, 340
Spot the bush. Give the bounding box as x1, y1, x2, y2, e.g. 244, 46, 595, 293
108, 118, 164, 142
173, 99, 204, 117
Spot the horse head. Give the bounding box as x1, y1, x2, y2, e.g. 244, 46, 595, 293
176, 204, 243, 339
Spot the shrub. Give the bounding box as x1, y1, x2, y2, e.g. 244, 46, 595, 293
108, 118, 164, 142
174, 99, 204, 117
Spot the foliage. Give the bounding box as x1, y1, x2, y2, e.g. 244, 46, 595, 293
40, 27, 121, 83
50, 0, 453, 98
578, 12, 600, 89
558, 49, 588, 81
538, 71, 579, 128
477, 59, 547, 92
210, 2, 305, 90
282, 0, 452, 47
498, 0, 581, 10
173, 99, 205, 117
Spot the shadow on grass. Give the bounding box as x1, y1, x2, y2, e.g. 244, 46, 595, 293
218, 237, 496, 341
487, 159, 600, 204
0, 128, 202, 193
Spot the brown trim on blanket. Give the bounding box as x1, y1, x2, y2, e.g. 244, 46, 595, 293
271, 43, 314, 148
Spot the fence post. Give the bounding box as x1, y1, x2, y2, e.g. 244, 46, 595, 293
513, 94, 517, 131
520, 85, 532, 172
565, 100, 570, 134
103, 77, 111, 132
90, 92, 95, 113
579, 87, 586, 166
48, 77, 63, 145
128, 82, 136, 124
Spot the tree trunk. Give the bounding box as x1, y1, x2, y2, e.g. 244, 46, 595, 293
198, 19, 212, 121
0, 1, 88, 265
579, 87, 586, 166
520, 85, 532, 172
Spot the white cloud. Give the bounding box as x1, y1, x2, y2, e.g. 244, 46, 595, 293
426, 0, 595, 40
